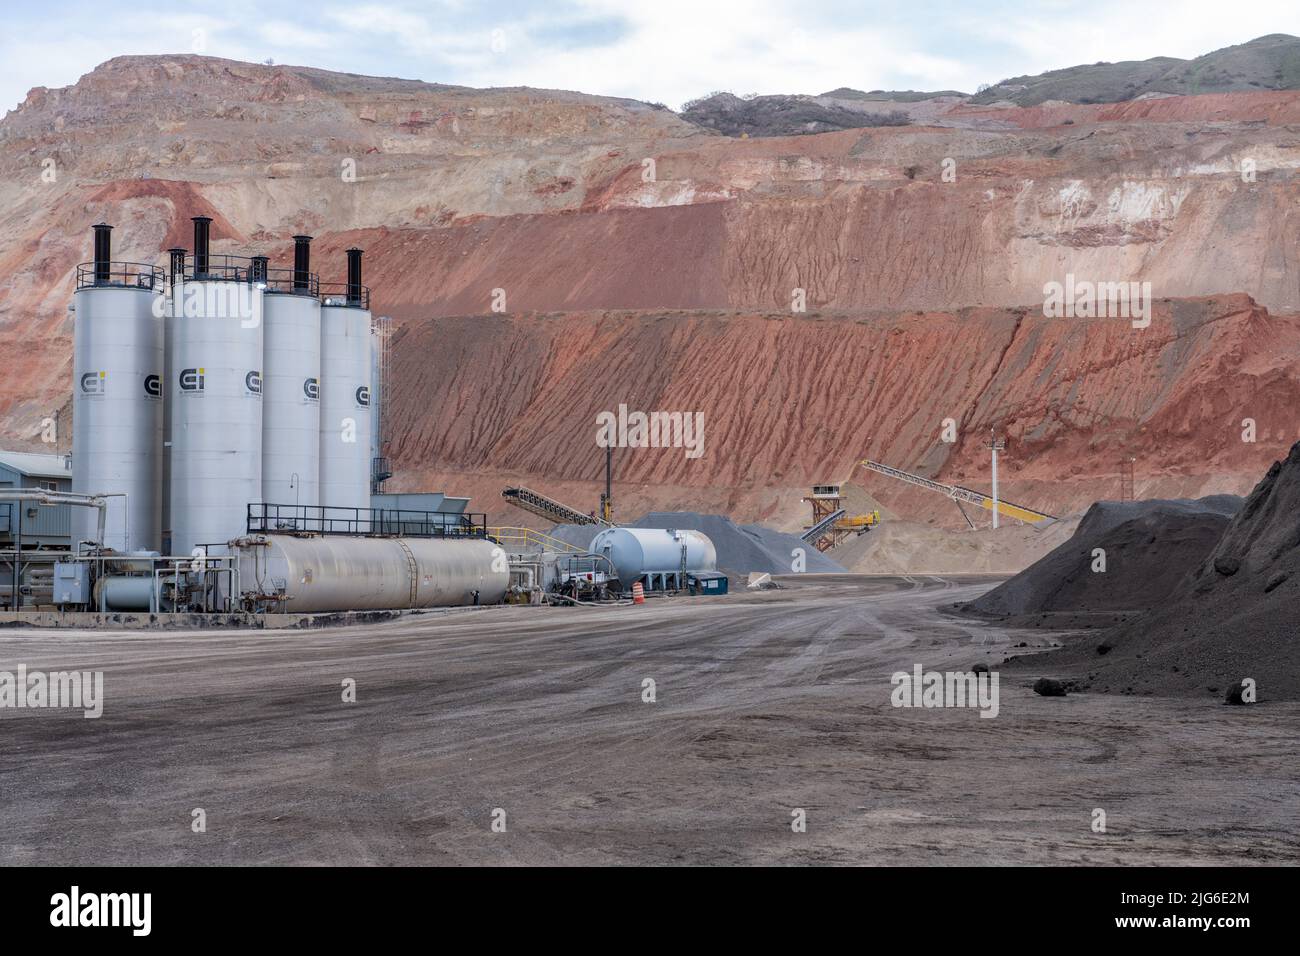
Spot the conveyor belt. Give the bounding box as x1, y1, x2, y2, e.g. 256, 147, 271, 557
860, 460, 1056, 526
501, 487, 609, 527
801, 508, 846, 543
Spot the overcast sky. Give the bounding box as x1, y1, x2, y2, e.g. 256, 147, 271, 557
2, 0, 1296, 114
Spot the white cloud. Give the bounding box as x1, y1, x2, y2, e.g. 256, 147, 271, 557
444, 0, 969, 106
1, 0, 1296, 115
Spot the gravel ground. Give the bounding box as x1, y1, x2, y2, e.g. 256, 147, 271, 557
1, 574, 1296, 865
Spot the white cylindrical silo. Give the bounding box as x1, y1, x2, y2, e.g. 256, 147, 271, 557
319, 303, 371, 512
261, 250, 321, 520
318, 249, 372, 517
169, 218, 265, 556
71, 223, 165, 552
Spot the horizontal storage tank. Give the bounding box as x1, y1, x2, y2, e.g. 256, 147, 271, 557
235, 535, 507, 612
587, 527, 717, 586
71, 223, 165, 552
169, 217, 264, 557
95, 575, 156, 611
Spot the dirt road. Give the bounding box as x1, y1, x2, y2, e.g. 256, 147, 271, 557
1, 575, 1295, 865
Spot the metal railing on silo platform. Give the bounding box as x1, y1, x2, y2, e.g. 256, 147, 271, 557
248, 503, 488, 539
75, 262, 165, 289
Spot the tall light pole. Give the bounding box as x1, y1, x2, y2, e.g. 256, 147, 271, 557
985, 431, 1006, 529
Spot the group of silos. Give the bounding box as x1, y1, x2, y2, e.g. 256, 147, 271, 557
70, 218, 508, 613
71, 218, 374, 558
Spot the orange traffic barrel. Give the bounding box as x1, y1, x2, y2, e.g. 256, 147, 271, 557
632, 582, 645, 604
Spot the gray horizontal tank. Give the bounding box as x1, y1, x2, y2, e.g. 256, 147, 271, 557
169, 217, 264, 557
235, 535, 507, 612
587, 527, 717, 586
95, 575, 156, 611
71, 223, 164, 552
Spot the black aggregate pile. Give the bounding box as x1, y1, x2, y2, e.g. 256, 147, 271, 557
965, 495, 1240, 626
975, 441, 1300, 700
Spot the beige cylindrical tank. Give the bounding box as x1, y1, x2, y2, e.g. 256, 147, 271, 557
236, 534, 506, 612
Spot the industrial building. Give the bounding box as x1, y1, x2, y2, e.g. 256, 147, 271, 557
0, 451, 74, 550
0, 215, 719, 621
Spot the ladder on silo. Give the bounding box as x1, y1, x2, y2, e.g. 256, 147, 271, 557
371, 315, 393, 494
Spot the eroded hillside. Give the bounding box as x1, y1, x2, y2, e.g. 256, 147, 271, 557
1, 55, 1298, 525
385, 295, 1300, 526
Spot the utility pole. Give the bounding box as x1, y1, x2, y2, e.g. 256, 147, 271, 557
985, 430, 1006, 529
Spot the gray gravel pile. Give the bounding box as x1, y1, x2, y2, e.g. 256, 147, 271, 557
548, 512, 846, 575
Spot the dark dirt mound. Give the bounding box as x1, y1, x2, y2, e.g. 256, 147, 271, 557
995, 441, 1300, 700
820, 88, 967, 102
970, 33, 1300, 106
680, 92, 910, 137
963, 496, 1240, 624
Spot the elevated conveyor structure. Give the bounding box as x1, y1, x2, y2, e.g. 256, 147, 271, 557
860, 459, 1057, 527
800, 484, 879, 551
501, 487, 610, 527
800, 508, 846, 544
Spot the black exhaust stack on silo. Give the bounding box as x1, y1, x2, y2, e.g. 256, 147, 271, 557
346, 248, 363, 306
293, 235, 312, 291
168, 248, 186, 286
192, 216, 212, 277
92, 223, 112, 285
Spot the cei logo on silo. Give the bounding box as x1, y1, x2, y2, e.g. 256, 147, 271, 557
355, 385, 371, 408
303, 377, 319, 401
180, 368, 205, 392
144, 374, 162, 398
80, 371, 107, 395
245, 370, 263, 395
